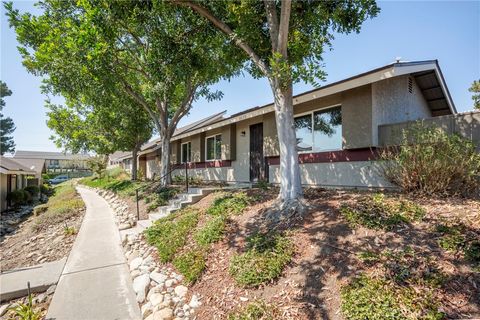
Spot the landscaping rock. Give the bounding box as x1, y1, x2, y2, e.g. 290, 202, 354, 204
149, 293, 164, 306
189, 295, 201, 308
0, 304, 10, 317
133, 274, 151, 303
46, 285, 56, 296
150, 272, 167, 284
130, 257, 143, 270
174, 285, 188, 298
153, 308, 174, 320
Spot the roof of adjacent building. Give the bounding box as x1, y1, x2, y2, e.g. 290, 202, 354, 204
0, 156, 37, 174
109, 151, 132, 162
10, 158, 46, 174
13, 150, 90, 160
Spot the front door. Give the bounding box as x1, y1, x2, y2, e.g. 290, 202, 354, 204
249, 123, 264, 182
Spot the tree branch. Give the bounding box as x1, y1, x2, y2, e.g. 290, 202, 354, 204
169, 82, 197, 137
264, 0, 279, 51
177, 1, 271, 76
277, 0, 291, 56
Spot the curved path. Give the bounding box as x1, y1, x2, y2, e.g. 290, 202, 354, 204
46, 187, 141, 320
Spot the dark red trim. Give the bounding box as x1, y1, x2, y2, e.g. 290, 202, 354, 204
266, 148, 380, 165
173, 160, 232, 170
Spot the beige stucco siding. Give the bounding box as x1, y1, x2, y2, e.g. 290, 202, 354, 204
341, 85, 373, 149
372, 75, 431, 145
269, 161, 394, 188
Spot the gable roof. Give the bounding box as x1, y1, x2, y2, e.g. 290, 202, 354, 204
9, 158, 46, 174
13, 150, 90, 161
0, 156, 36, 175
170, 60, 456, 141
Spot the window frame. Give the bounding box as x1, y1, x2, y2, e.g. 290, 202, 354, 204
181, 141, 192, 164
205, 134, 222, 161
294, 104, 343, 153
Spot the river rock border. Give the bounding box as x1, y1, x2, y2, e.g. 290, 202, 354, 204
82, 186, 201, 320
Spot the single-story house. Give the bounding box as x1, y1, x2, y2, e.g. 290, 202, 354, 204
0, 156, 37, 211
120, 60, 478, 188
108, 151, 132, 169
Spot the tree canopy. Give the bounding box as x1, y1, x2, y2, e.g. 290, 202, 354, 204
0, 81, 15, 155
469, 80, 480, 110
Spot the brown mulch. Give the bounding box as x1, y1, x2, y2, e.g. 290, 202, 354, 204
171, 188, 480, 320
0, 208, 85, 272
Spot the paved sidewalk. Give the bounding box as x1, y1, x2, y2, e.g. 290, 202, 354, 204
46, 187, 141, 320
0, 258, 66, 302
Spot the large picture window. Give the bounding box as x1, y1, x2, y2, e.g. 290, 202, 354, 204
206, 134, 222, 160
181, 142, 191, 163
294, 106, 342, 152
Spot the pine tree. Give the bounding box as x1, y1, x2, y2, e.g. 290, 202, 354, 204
469, 80, 480, 110
0, 81, 15, 155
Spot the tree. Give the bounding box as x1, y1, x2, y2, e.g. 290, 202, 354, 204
177, 0, 379, 217
46, 91, 153, 180
469, 80, 480, 110
6, 0, 241, 186
0, 81, 15, 155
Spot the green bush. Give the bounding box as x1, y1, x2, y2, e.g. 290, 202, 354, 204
381, 123, 480, 196
40, 184, 53, 195
341, 274, 444, 320
195, 215, 228, 246
228, 301, 278, 320
146, 187, 179, 212
207, 192, 251, 216
172, 248, 206, 284
33, 204, 48, 216
229, 232, 294, 287
6, 189, 28, 206
340, 193, 425, 230
144, 208, 199, 262
24, 185, 40, 196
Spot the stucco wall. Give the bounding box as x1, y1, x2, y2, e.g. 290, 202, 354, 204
342, 85, 373, 149
146, 159, 161, 180
372, 75, 431, 145
269, 161, 394, 188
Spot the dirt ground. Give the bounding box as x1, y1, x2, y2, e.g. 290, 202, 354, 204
166, 188, 480, 320
0, 206, 85, 272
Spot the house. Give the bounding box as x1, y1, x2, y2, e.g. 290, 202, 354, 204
108, 151, 132, 169
12, 151, 91, 182
0, 156, 37, 211
122, 60, 479, 188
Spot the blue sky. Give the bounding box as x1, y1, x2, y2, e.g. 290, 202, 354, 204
1, 1, 479, 153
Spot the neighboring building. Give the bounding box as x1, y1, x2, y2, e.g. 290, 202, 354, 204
108, 151, 132, 169
119, 60, 479, 188
0, 156, 36, 211
12, 151, 90, 180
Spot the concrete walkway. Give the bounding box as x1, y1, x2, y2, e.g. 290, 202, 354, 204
46, 187, 141, 320
0, 258, 66, 302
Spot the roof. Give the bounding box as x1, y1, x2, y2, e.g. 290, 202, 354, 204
171, 60, 456, 141
0, 156, 37, 175
109, 151, 131, 162
9, 158, 46, 174
13, 150, 90, 161
136, 111, 227, 156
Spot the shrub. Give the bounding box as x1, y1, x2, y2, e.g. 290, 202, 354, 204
207, 192, 251, 216
381, 123, 480, 196
229, 232, 294, 287
172, 248, 206, 284
228, 301, 279, 320
341, 274, 444, 320
144, 209, 199, 262
24, 185, 40, 196
146, 187, 179, 212
33, 204, 48, 216
40, 184, 53, 195
195, 215, 228, 246
340, 193, 425, 230
6, 189, 28, 206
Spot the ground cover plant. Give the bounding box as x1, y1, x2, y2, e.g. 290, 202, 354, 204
32, 182, 85, 231
340, 193, 425, 230
435, 222, 480, 268
228, 300, 279, 320
229, 231, 294, 287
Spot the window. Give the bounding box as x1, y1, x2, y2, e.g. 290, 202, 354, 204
294, 106, 342, 152
181, 142, 191, 163
206, 134, 222, 160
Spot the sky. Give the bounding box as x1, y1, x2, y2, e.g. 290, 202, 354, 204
1, 1, 479, 153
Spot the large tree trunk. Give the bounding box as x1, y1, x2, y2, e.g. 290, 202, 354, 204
270, 79, 304, 213
131, 145, 139, 181
159, 135, 171, 187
